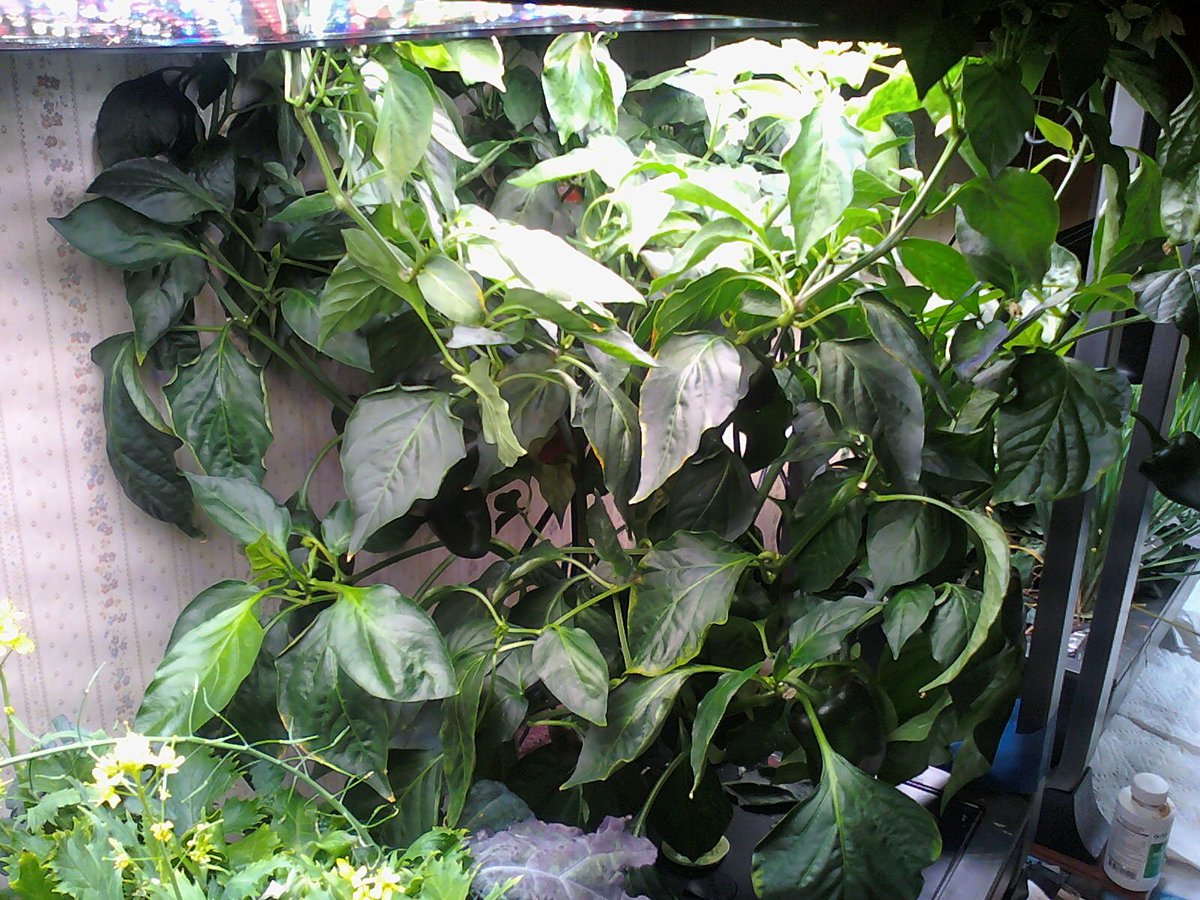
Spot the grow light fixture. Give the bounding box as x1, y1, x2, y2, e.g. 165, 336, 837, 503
0, 0, 787, 49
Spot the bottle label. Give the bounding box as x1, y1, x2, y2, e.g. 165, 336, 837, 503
1145, 840, 1167, 879
1105, 813, 1173, 888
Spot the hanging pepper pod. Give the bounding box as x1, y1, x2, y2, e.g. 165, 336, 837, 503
1139, 431, 1200, 510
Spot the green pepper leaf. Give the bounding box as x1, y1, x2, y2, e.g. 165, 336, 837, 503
323, 583, 456, 702
751, 744, 941, 898
124, 256, 208, 361
956, 169, 1059, 295
87, 157, 223, 224
962, 61, 1035, 178
50, 198, 200, 271
184, 473, 290, 550
533, 625, 609, 726
91, 334, 197, 536
136, 588, 263, 734
866, 500, 950, 597
993, 350, 1131, 503
440, 650, 490, 826
375, 64, 435, 200
628, 533, 754, 676
277, 631, 396, 799
563, 670, 691, 788
418, 254, 486, 325
787, 597, 882, 672
633, 333, 746, 503
785, 94, 867, 258
817, 340, 924, 485
280, 287, 373, 371
690, 664, 760, 796
542, 32, 624, 142
883, 584, 936, 659
341, 386, 465, 553
164, 330, 272, 482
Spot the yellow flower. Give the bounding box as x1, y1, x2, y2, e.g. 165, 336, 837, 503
108, 838, 132, 871
109, 733, 157, 770
150, 820, 174, 842
90, 768, 126, 808
153, 744, 185, 775
0, 600, 34, 654
185, 821, 218, 868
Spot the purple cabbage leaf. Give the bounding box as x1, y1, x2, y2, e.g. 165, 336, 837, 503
470, 815, 657, 900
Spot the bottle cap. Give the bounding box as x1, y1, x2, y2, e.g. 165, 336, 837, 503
1132, 772, 1169, 806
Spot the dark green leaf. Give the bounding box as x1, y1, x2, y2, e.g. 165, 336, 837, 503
563, 670, 691, 788
503, 65, 543, 131
785, 95, 867, 258
955, 170, 1060, 294
896, 9, 974, 97
649, 446, 756, 542
897, 238, 978, 304
790, 473, 866, 594
817, 340, 924, 484
96, 71, 199, 167
184, 473, 290, 550
861, 293, 948, 407
341, 386, 465, 553
963, 61, 1034, 178
787, 597, 882, 671
323, 583, 456, 701
271, 192, 337, 222
648, 271, 751, 349
135, 590, 262, 734
633, 333, 746, 503
1054, 5, 1110, 105
318, 256, 399, 347
883, 585, 936, 659
1132, 265, 1200, 330
123, 256, 207, 361
462, 781, 535, 834
50, 198, 199, 271
164, 331, 272, 482
628, 532, 754, 676
91, 335, 196, 535
690, 664, 760, 795
280, 287, 372, 371
994, 351, 1131, 503
576, 363, 640, 508
87, 158, 221, 224
751, 744, 941, 899
441, 651, 489, 826
500, 352, 570, 449
277, 633, 395, 798
1105, 44, 1172, 128
917, 503, 1011, 692
375, 65, 435, 200
866, 500, 950, 597
930, 585, 980, 665
533, 626, 609, 725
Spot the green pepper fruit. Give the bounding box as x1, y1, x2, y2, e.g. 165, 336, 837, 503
788, 667, 887, 781
1139, 431, 1200, 510
429, 488, 493, 559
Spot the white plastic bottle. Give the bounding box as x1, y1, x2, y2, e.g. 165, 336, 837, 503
1103, 772, 1176, 892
